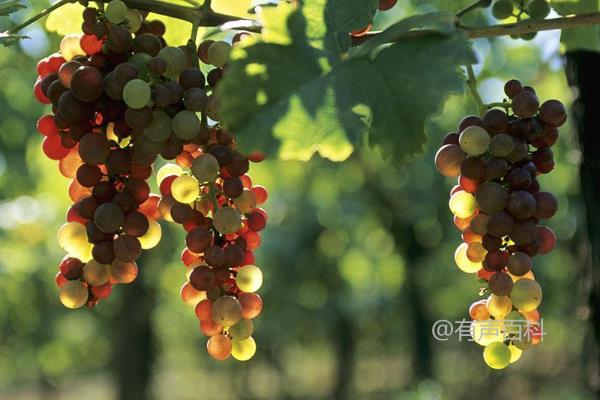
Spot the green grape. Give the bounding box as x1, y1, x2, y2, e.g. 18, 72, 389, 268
520, 32, 537, 40
510, 278, 542, 312
471, 319, 506, 346
449, 191, 476, 219
454, 242, 482, 273
211, 296, 242, 327
213, 207, 242, 234
527, 0, 550, 19
235, 265, 262, 293
231, 336, 256, 361
508, 344, 523, 363
129, 52, 151, 78
492, 0, 514, 19
191, 153, 220, 183
126, 9, 143, 33
59, 281, 88, 309
171, 175, 200, 204
139, 218, 162, 249
459, 126, 490, 156
83, 260, 110, 286
207, 41, 232, 67
105, 0, 128, 24
123, 79, 151, 109
144, 111, 172, 142
157, 46, 187, 79
489, 133, 514, 157
172, 110, 200, 140
229, 318, 254, 339
487, 294, 512, 319
233, 189, 257, 214
94, 202, 124, 233
483, 341, 511, 369
156, 163, 183, 185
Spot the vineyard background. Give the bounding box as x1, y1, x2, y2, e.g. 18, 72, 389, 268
0, 0, 594, 399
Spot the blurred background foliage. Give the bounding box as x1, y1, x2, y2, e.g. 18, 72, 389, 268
0, 0, 595, 399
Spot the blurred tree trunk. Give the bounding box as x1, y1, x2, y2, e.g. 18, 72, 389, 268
565, 51, 600, 395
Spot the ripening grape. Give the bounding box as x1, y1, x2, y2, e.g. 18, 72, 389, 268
475, 182, 508, 214
110, 260, 138, 284
236, 265, 263, 293
507, 251, 532, 276
60, 34, 85, 61
211, 295, 242, 327
512, 90, 540, 119
156, 163, 183, 185
123, 79, 151, 110
466, 242, 487, 262
233, 189, 257, 214
139, 218, 162, 249
94, 202, 124, 233
157, 46, 187, 79
489, 133, 514, 157
239, 292, 262, 319
454, 242, 482, 273
191, 153, 220, 183
459, 126, 490, 156
171, 175, 200, 204
508, 344, 522, 363
229, 318, 254, 339
471, 319, 506, 346
172, 110, 200, 140
492, 0, 513, 20
483, 341, 511, 369
207, 334, 232, 360
435, 144, 466, 177
125, 9, 143, 32
488, 272, 513, 296
469, 300, 490, 321
59, 281, 88, 309
510, 278, 542, 312
207, 41, 231, 68
487, 294, 512, 319
449, 191, 476, 219
83, 260, 111, 286
105, 0, 128, 23
231, 336, 256, 361
213, 207, 243, 234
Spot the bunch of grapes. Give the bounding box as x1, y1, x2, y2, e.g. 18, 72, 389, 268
33, 0, 267, 361
490, 0, 551, 39
435, 79, 564, 369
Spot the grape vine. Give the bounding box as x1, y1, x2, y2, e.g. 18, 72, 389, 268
435, 78, 564, 369
33, 1, 268, 361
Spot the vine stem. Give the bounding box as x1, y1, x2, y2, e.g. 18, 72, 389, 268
352, 12, 600, 45
208, 183, 219, 212
487, 101, 511, 110
465, 65, 486, 116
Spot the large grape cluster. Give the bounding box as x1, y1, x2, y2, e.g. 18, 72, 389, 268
33, 0, 267, 361
435, 79, 564, 369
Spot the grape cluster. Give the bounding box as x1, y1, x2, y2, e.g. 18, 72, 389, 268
490, 0, 551, 39
435, 79, 564, 369
33, 0, 267, 361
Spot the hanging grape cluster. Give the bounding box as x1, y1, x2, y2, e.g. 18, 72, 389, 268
33, 0, 268, 361
490, 0, 551, 40
435, 79, 564, 369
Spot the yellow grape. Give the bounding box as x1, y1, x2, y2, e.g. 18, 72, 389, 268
233, 189, 257, 214
125, 9, 142, 32
508, 344, 523, 363
83, 260, 110, 286
191, 153, 219, 183
58, 221, 87, 251
211, 295, 242, 327
156, 163, 183, 186
139, 218, 162, 249
59, 281, 88, 309
449, 191, 476, 219
60, 34, 85, 61
510, 279, 542, 312
454, 242, 482, 273
213, 207, 242, 234
508, 270, 535, 282
486, 294, 512, 319
236, 265, 263, 293
231, 336, 256, 361
228, 318, 254, 339
171, 175, 200, 204
471, 319, 505, 346
158, 196, 176, 222
483, 341, 511, 369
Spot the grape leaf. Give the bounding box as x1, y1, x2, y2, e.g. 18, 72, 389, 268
548, 0, 600, 52
218, 4, 476, 162
0, 32, 27, 46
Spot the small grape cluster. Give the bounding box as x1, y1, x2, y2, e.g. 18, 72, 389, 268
350, 0, 398, 37
33, 0, 267, 361
490, 0, 551, 39
434, 79, 564, 369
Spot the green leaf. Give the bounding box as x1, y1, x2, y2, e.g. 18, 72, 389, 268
0, 32, 27, 46
550, 0, 600, 52
218, 5, 476, 163
0, 0, 25, 17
